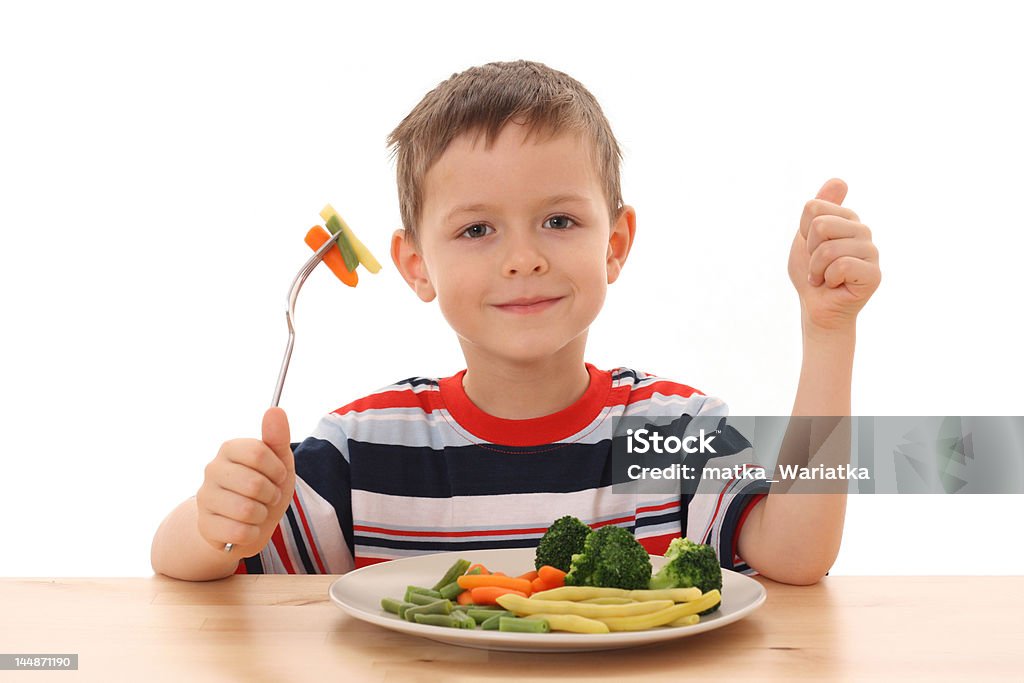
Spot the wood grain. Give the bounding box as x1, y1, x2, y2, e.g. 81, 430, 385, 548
0, 575, 1019, 682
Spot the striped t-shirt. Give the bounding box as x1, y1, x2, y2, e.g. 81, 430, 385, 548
235, 363, 770, 576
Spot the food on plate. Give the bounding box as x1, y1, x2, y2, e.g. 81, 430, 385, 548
564, 525, 652, 590
534, 515, 592, 572
376, 519, 726, 634
649, 536, 724, 615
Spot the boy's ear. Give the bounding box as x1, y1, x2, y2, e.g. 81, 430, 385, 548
391, 228, 437, 302
606, 205, 636, 284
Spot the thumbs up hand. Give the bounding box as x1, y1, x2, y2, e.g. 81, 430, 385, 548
195, 407, 296, 556
788, 178, 881, 335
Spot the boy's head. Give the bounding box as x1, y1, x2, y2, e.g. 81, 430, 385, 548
387, 60, 636, 366
386, 59, 625, 251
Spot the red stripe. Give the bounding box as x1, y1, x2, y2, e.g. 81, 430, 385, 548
233, 560, 247, 575
293, 491, 327, 574
353, 524, 549, 538
333, 388, 433, 415
636, 499, 680, 515
731, 493, 768, 563
354, 556, 393, 569
627, 381, 703, 404
590, 514, 636, 529
270, 526, 296, 574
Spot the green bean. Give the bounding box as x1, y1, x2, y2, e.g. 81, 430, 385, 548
499, 617, 550, 633
405, 585, 443, 600
431, 559, 472, 591
481, 614, 503, 630
468, 608, 512, 623
450, 610, 477, 629
398, 602, 418, 619
438, 581, 465, 600
452, 603, 501, 612
403, 599, 453, 622
413, 613, 461, 628
381, 597, 411, 615
405, 590, 444, 606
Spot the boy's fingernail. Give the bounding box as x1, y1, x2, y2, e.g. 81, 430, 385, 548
807, 274, 815, 286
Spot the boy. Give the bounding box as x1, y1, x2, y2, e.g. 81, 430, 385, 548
151, 60, 880, 584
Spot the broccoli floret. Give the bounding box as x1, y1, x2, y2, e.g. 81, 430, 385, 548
534, 515, 592, 571
564, 525, 652, 590
649, 537, 723, 615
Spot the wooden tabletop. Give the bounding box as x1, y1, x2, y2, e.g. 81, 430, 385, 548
0, 575, 1019, 682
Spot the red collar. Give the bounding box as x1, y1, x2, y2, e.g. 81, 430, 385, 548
437, 362, 612, 446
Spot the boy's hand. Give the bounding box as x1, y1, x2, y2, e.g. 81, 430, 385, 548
195, 407, 296, 556
788, 178, 881, 335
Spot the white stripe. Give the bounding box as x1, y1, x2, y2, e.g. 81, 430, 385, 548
351, 488, 681, 533
294, 477, 355, 574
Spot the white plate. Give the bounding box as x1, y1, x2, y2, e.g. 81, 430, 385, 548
329, 547, 766, 652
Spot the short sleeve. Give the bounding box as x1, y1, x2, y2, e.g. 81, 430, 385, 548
234, 413, 356, 575
681, 398, 772, 576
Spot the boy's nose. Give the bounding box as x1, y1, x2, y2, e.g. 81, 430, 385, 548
501, 230, 549, 277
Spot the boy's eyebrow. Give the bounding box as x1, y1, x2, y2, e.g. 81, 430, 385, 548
443, 193, 592, 223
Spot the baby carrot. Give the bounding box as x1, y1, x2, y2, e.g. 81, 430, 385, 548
531, 577, 555, 593
517, 570, 539, 582
456, 574, 533, 594
456, 590, 475, 606
538, 565, 567, 587
305, 226, 357, 287
469, 586, 528, 606
466, 563, 490, 575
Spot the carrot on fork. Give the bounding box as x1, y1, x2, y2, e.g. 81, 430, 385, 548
304, 226, 357, 287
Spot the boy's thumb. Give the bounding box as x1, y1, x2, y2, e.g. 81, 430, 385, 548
261, 406, 292, 461
815, 177, 848, 206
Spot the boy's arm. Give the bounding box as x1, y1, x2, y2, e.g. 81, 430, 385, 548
737, 179, 880, 585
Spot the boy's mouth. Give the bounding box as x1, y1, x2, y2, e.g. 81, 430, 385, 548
492, 296, 565, 314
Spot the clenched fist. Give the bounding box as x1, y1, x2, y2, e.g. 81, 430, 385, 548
788, 178, 881, 334
195, 407, 296, 556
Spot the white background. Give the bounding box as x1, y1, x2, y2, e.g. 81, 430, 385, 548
1, 1, 1021, 577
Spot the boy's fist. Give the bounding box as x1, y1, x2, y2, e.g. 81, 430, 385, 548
195, 407, 296, 556
788, 178, 881, 333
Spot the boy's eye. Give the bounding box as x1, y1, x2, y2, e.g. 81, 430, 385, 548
544, 215, 576, 230
461, 224, 493, 239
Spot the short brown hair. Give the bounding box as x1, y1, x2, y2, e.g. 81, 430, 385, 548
385, 59, 624, 248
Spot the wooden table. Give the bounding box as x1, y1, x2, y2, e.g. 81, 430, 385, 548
0, 576, 1019, 682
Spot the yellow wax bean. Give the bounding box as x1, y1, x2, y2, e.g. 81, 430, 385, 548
627, 588, 703, 603
579, 597, 635, 605
523, 614, 610, 634
531, 586, 703, 603
597, 590, 721, 631
530, 587, 632, 601
668, 615, 701, 627
496, 594, 673, 619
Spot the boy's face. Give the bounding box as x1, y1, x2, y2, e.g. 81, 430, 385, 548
392, 120, 635, 367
